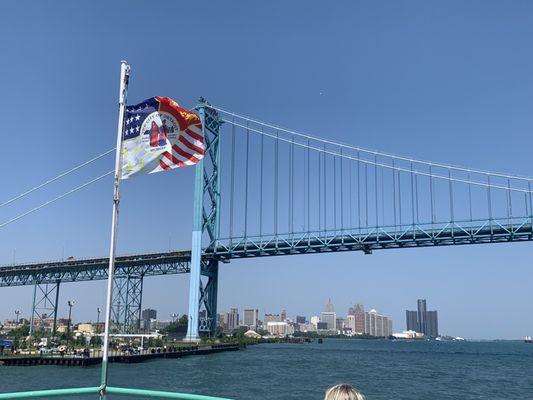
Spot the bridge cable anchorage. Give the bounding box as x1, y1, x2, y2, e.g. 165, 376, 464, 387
0, 148, 115, 208
211, 105, 533, 182
224, 119, 533, 194
0, 170, 113, 229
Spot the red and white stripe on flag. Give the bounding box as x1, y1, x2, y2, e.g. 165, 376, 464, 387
121, 96, 205, 179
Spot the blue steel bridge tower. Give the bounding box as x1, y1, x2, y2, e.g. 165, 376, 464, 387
186, 99, 222, 340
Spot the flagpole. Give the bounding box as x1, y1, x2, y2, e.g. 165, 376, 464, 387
100, 60, 130, 396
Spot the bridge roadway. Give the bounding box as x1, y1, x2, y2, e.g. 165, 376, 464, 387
1, 219, 531, 287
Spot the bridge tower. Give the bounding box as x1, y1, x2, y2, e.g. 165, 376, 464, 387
29, 281, 60, 336
186, 99, 222, 340
111, 273, 143, 333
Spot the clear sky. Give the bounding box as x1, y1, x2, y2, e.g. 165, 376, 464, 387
1, 0, 533, 339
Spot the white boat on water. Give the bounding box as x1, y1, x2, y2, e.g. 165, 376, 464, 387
524, 336, 532, 343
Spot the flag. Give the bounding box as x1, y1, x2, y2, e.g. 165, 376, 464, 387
121, 97, 204, 179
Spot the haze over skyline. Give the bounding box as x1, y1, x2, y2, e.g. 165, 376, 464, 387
1, 1, 533, 339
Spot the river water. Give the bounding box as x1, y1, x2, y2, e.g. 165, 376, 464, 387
1, 339, 532, 399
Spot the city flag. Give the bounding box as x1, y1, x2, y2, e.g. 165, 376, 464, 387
121, 97, 205, 179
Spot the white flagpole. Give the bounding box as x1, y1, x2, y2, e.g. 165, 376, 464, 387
100, 60, 130, 395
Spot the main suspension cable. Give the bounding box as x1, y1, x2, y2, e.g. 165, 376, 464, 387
0, 171, 113, 229
0, 148, 115, 208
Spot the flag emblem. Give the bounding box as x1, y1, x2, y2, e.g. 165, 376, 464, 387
121, 97, 204, 179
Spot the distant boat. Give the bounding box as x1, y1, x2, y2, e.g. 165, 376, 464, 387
525, 336, 532, 343
318, 338, 323, 344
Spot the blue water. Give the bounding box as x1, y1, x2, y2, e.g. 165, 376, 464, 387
1, 340, 532, 399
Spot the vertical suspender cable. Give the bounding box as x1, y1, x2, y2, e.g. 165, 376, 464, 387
324, 143, 327, 235
244, 121, 250, 239
229, 118, 236, 242
340, 148, 344, 232
357, 151, 361, 232
468, 171, 473, 223
333, 153, 337, 230
291, 136, 295, 235
398, 169, 402, 227
393, 160, 397, 228
318, 145, 322, 233
487, 175, 493, 229
374, 155, 378, 228
507, 178, 513, 228
415, 169, 419, 224
274, 131, 279, 236
349, 157, 353, 229
410, 162, 415, 227
448, 168, 454, 223
307, 139, 311, 233
429, 165, 435, 223
365, 163, 368, 228
259, 128, 264, 237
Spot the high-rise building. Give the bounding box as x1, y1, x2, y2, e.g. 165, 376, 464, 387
406, 310, 418, 332
363, 309, 392, 337
296, 315, 306, 324
280, 309, 287, 322
141, 309, 157, 320
353, 304, 365, 334
406, 299, 439, 337
243, 308, 259, 329
325, 299, 335, 313
264, 313, 281, 325
426, 310, 439, 338
417, 299, 427, 334
321, 312, 336, 331
228, 308, 239, 331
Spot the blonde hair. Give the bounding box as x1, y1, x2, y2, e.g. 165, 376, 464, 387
324, 384, 365, 400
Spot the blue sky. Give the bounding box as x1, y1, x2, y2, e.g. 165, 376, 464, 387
1, 1, 533, 339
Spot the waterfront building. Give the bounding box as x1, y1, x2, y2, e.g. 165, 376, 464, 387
264, 313, 281, 325
354, 304, 365, 334
426, 310, 439, 338
406, 310, 418, 332
228, 308, 239, 331
347, 315, 356, 333
243, 308, 259, 329
364, 309, 392, 337
406, 299, 439, 337
310, 315, 320, 328
296, 315, 306, 324
417, 299, 427, 335
321, 312, 336, 331
281, 309, 287, 322
265, 321, 294, 336
141, 309, 157, 320
316, 321, 328, 332
336, 317, 346, 330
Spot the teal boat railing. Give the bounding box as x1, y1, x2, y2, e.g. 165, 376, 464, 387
0, 386, 232, 400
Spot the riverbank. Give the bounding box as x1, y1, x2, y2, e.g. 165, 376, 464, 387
0, 343, 241, 367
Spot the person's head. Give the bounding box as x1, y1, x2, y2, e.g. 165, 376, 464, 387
324, 384, 365, 400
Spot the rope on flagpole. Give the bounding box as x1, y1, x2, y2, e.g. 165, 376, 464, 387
0, 148, 115, 208
0, 170, 113, 229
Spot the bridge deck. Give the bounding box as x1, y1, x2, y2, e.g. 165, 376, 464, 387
1, 219, 531, 287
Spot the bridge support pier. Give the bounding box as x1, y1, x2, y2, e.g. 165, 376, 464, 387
111, 274, 143, 334
199, 260, 219, 335
29, 281, 61, 336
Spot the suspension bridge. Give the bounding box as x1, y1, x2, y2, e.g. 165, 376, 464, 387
1, 101, 532, 339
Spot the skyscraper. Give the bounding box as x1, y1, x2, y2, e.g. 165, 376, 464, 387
406, 299, 439, 337
417, 299, 427, 335
321, 299, 336, 331
426, 311, 439, 338
406, 310, 418, 332
353, 304, 365, 334
228, 308, 239, 331
243, 308, 258, 329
